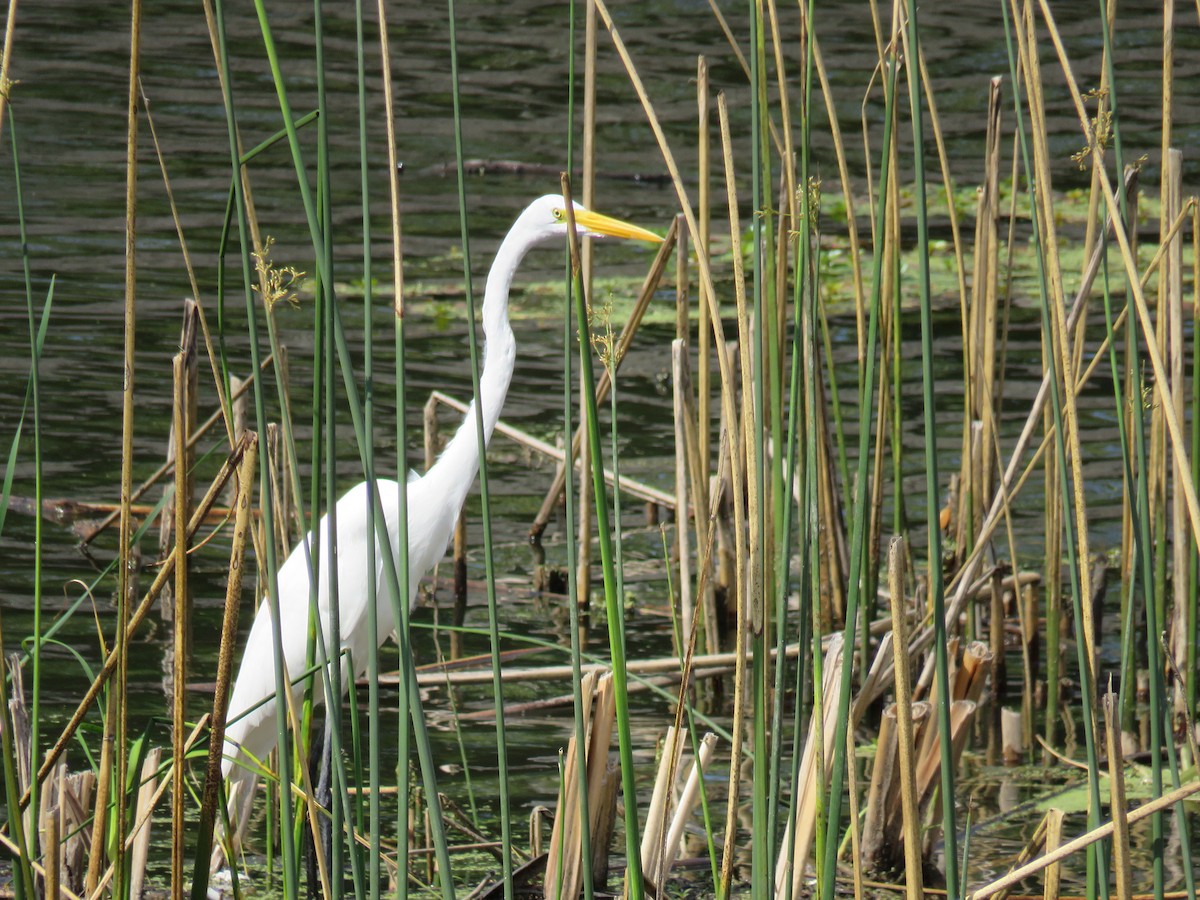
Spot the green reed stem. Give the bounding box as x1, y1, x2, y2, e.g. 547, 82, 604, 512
776, 171, 811, 900
562, 3, 596, 893
249, 2, 454, 892
793, 156, 823, 897
393, 333, 413, 900
9, 144, 42, 868
817, 300, 851, 519
902, 4, 960, 896
562, 177, 644, 900
780, 277, 816, 900
9, 112, 44, 893
1094, 6, 1162, 893
1108, 6, 1193, 893
213, 0, 299, 890
1097, 216, 1140, 760
313, 3, 363, 888
444, 0, 513, 890
747, 3, 772, 894
110, 0, 143, 890
0, 119, 48, 897
557, 290, 596, 900
817, 38, 897, 900
1128, 333, 1165, 900
353, 0, 382, 889
771, 233, 804, 898
998, 3, 1108, 893
240, 110, 320, 165
773, 0, 816, 885
372, 0, 411, 893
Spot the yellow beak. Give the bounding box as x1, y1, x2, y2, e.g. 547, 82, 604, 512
572, 208, 663, 243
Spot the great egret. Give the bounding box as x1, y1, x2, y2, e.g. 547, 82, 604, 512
218, 194, 661, 861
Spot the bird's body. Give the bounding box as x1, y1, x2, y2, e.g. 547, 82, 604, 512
217, 195, 659, 864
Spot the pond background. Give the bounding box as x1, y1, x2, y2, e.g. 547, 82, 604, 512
1, 0, 1199, 890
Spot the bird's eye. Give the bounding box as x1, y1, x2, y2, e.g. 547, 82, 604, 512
552, 208, 565, 221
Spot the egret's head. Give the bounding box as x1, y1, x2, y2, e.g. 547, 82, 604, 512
516, 194, 662, 247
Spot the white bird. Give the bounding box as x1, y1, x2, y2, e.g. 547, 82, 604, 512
217, 194, 661, 863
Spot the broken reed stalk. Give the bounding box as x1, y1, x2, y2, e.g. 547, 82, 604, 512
8, 660, 32, 863
862, 700, 929, 873
1102, 689, 1132, 900
192, 431, 258, 887
44, 806, 60, 900
574, 0, 599, 607
129, 747, 162, 900
886, 537, 923, 900
695, 53, 711, 540
1041, 809, 1065, 900
37, 764, 93, 897
171, 351, 190, 896
643, 734, 715, 897
1164, 147, 1190, 727
159, 301, 199, 599
640, 725, 684, 886
545, 670, 615, 900
1000, 707, 1024, 764
408, 644, 803, 689
774, 635, 843, 899
659, 732, 717, 880
672, 339, 694, 649
964, 76, 1003, 558
669, 326, 719, 656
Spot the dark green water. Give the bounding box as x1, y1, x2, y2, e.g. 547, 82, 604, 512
1, 0, 1198, 892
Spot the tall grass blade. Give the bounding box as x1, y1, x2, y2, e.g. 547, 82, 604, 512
444, 0, 513, 892
211, 0, 300, 889
560, 5, 596, 895
900, 3, 959, 896
0, 114, 53, 893
817, 27, 897, 900
562, 174, 644, 900
355, 0, 383, 891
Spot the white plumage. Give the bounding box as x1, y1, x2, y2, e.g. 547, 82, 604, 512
216, 194, 660, 865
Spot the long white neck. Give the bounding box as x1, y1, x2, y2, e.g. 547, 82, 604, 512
421, 227, 531, 514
